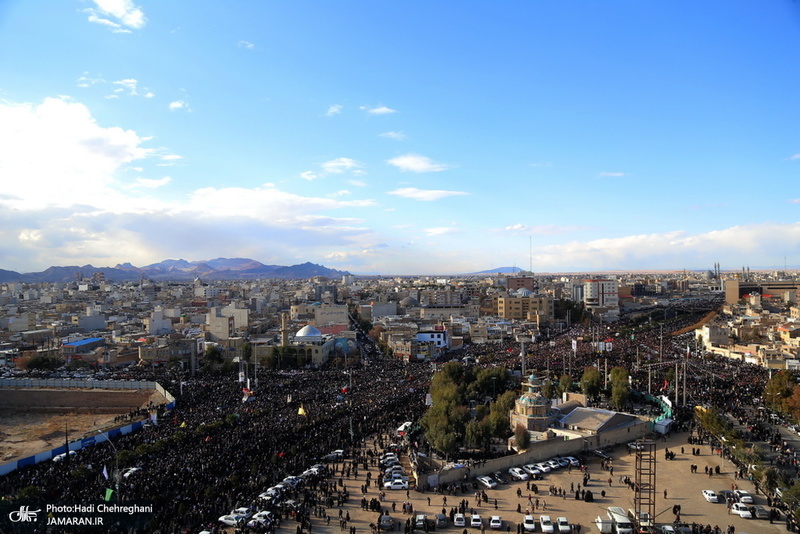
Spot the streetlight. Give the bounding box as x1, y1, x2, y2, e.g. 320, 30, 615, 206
491, 376, 497, 399
97, 430, 121, 502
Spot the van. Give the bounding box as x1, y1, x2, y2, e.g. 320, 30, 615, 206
397, 421, 412, 436
606, 507, 633, 534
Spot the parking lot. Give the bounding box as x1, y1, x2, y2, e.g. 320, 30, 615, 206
309, 430, 788, 534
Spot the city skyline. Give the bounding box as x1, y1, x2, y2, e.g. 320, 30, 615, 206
1, 1, 800, 275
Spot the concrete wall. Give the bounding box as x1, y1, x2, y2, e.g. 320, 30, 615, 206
431, 419, 649, 488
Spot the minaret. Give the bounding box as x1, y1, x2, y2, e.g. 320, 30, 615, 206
280, 312, 289, 347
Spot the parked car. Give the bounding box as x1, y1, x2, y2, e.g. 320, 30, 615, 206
540, 515, 554, 533
471, 515, 483, 528
593, 450, 612, 461
522, 515, 536, 532
508, 467, 529, 481
522, 464, 542, 477
556, 517, 570, 533
564, 456, 580, 467
492, 471, 509, 485
490, 516, 503, 530
701, 490, 718, 503
752, 505, 770, 520
379, 515, 395, 531
435, 513, 448, 528
731, 503, 752, 519
734, 490, 753, 504
454, 514, 466, 527
533, 462, 551, 473
477, 475, 497, 489
383, 479, 409, 490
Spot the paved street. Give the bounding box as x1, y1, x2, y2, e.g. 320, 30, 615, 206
307, 430, 788, 534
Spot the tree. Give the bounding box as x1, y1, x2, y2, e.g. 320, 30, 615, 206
542, 378, 557, 400
580, 367, 602, 400
205, 346, 224, 364
465, 419, 490, 450
557, 374, 572, 396
25, 354, 62, 371
609, 366, 629, 386
765, 371, 796, 413
611, 380, 630, 410
786, 385, 800, 422
514, 424, 530, 450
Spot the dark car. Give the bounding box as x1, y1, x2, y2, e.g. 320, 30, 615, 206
593, 450, 612, 461
492, 471, 508, 485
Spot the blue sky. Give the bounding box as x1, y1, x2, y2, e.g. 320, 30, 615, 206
1, 1, 800, 275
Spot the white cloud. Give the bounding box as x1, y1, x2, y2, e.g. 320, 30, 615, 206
504, 224, 592, 235
347, 179, 368, 187
86, 0, 146, 31
76, 75, 105, 88
237, 40, 255, 50
0, 97, 153, 211
329, 190, 351, 197
131, 176, 172, 188
0, 97, 396, 273
790, 199, 800, 204
379, 131, 406, 140
387, 154, 451, 173
360, 105, 397, 115
321, 157, 362, 174
387, 187, 468, 201
790, 154, 800, 160
300, 171, 319, 181
168, 100, 189, 111
598, 171, 627, 178
424, 226, 459, 237
326, 104, 343, 116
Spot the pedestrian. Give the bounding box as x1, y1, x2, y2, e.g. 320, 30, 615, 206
664, 489, 668, 499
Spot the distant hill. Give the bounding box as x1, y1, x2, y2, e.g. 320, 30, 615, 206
470, 266, 524, 274
0, 258, 349, 283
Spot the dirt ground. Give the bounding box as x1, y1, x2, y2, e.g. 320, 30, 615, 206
0, 389, 168, 463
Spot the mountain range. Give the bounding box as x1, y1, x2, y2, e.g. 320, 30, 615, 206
0, 258, 350, 283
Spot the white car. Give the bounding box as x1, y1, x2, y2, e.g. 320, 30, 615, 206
522, 464, 542, 477
534, 462, 551, 473
219, 513, 247, 526
477, 475, 497, 489
545, 460, 560, 470
490, 516, 503, 530
522, 515, 536, 532
731, 503, 752, 519
389, 472, 409, 482
564, 457, 580, 466
734, 490, 753, 504
471, 515, 482, 528
383, 479, 409, 490
556, 517, 570, 533
540, 515, 554, 533
508, 467, 529, 481
702, 490, 718, 503
454, 514, 466, 527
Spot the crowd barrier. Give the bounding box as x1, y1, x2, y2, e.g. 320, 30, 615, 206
0, 379, 175, 477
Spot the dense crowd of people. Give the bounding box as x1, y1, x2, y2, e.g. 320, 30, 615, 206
2, 308, 797, 532
0, 353, 430, 532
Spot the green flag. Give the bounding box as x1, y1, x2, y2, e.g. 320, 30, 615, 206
104, 488, 114, 501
